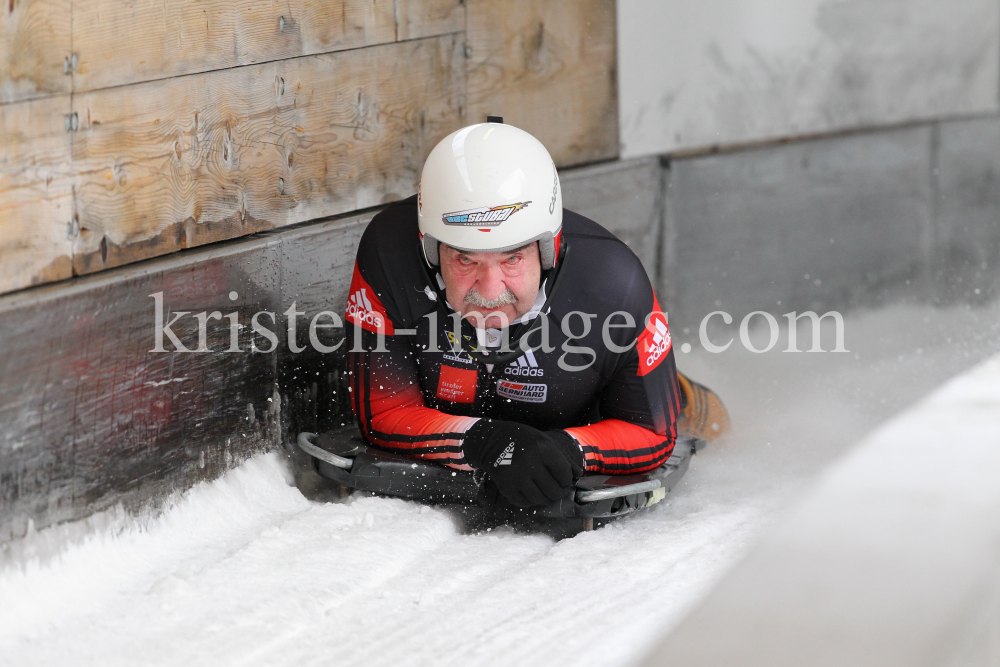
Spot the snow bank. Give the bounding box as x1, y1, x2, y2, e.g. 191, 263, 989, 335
0, 447, 766, 667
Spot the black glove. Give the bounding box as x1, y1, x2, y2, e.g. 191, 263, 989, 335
462, 419, 584, 508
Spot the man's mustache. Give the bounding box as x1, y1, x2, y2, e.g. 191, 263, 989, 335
464, 287, 518, 309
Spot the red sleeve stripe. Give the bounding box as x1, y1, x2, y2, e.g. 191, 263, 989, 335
350, 351, 367, 431
566, 419, 675, 475
350, 350, 477, 469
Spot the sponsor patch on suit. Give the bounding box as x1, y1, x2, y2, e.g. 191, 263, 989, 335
496, 379, 547, 403
437, 365, 478, 403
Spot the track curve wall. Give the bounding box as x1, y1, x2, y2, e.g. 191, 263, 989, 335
640, 352, 1000, 667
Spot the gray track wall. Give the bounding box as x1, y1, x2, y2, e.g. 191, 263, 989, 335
0, 214, 370, 547
661, 117, 1000, 332
2, 112, 999, 549
565, 115, 1000, 337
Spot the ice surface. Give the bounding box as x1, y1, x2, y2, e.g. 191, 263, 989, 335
641, 345, 1000, 667
1, 301, 998, 667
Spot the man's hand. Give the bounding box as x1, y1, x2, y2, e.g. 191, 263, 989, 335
462, 420, 584, 508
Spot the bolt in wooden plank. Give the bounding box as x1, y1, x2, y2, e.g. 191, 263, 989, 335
0, 0, 71, 104
466, 0, 618, 168
0, 94, 74, 293
70, 35, 464, 275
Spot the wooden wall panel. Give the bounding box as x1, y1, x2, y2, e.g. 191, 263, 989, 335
70, 35, 464, 274
465, 0, 618, 168
0, 0, 71, 103
70, 0, 466, 93
0, 95, 74, 292
71, 0, 396, 92
395, 0, 463, 41
0, 0, 623, 295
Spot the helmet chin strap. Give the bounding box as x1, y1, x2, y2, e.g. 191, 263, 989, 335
421, 240, 571, 367
420, 232, 440, 268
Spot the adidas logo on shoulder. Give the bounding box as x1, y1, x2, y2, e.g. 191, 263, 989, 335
504, 348, 544, 377
494, 442, 515, 467
645, 318, 671, 368
346, 288, 385, 330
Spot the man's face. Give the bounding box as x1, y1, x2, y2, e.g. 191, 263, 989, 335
439, 242, 542, 330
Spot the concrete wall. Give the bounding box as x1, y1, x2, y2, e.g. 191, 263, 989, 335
663, 124, 933, 327
639, 351, 1000, 667
562, 114, 1000, 334
560, 157, 664, 280
618, 0, 1000, 157
613, 0, 1000, 333
0, 234, 282, 546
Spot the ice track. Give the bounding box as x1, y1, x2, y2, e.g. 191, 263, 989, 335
2, 302, 999, 667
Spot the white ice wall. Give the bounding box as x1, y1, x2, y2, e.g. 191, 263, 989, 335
639, 351, 1000, 667
618, 0, 1000, 158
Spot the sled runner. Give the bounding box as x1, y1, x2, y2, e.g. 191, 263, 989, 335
296, 428, 706, 530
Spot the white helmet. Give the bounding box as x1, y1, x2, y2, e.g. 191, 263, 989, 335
418, 119, 563, 270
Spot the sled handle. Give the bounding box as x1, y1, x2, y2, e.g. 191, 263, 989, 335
576, 479, 662, 503
297, 432, 354, 470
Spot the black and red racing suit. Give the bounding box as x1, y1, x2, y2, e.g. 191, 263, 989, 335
345, 196, 681, 475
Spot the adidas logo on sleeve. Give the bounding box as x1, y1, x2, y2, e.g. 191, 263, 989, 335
345, 262, 395, 334
637, 294, 671, 376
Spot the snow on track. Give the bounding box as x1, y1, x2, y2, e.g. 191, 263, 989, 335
2, 302, 999, 667
0, 454, 772, 667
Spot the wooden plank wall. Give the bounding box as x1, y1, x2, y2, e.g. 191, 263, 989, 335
0, 0, 617, 295
0, 0, 71, 103
466, 0, 618, 167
